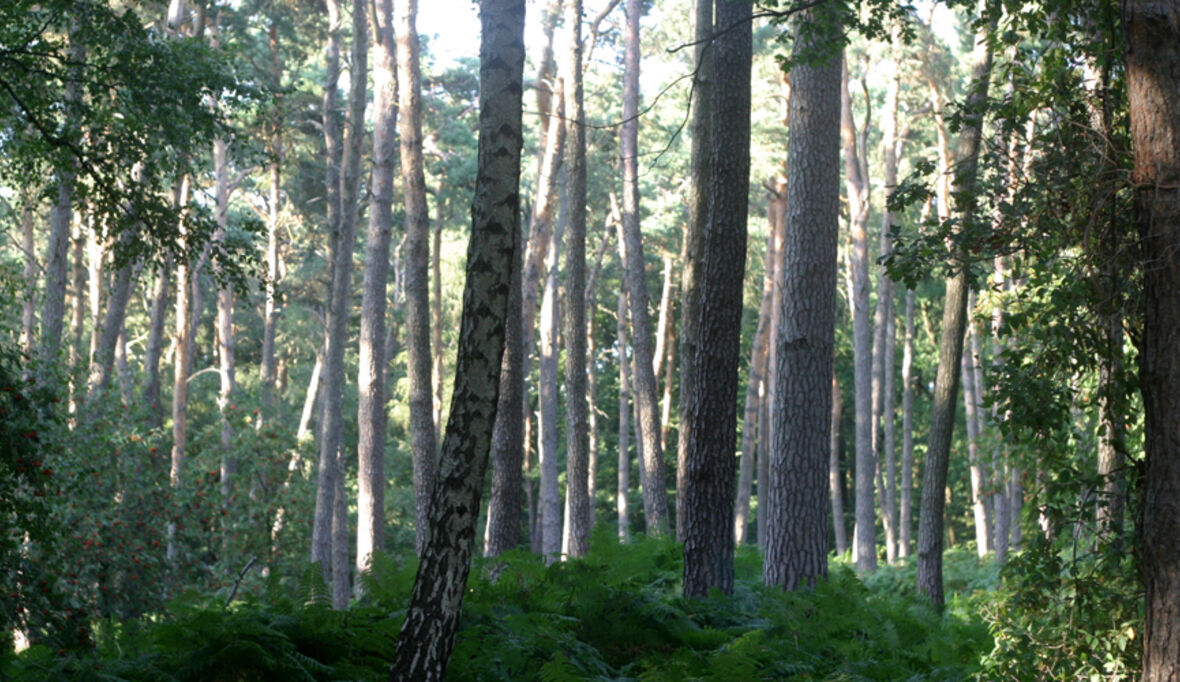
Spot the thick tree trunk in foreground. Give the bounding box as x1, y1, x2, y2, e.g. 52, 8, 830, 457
388, 2, 523, 674
1125, 2, 1180, 678
677, 0, 712, 543
682, 0, 749, 598
916, 7, 994, 605
763, 14, 841, 591
357, 0, 397, 586
398, 0, 439, 557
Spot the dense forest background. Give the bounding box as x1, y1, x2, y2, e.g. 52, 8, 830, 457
1, 0, 1177, 679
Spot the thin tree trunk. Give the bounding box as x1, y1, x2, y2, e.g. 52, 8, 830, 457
388, 2, 523, 672
830, 373, 848, 555
143, 261, 170, 429
677, 0, 711, 543
298, 338, 326, 442
842, 57, 876, 573
735, 219, 777, 545
881, 297, 898, 559
86, 255, 136, 401
169, 175, 194, 564
310, 0, 345, 588
260, 17, 284, 420
583, 228, 613, 532
538, 186, 564, 561
617, 289, 632, 543
1126, 1, 1180, 676
962, 308, 990, 557
396, 0, 439, 559
899, 288, 915, 559
20, 193, 37, 360
763, 11, 841, 591
212, 132, 238, 503
916, 6, 994, 605
357, 0, 398, 586
432, 198, 445, 432
760, 172, 786, 551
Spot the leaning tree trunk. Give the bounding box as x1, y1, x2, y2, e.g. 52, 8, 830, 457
763, 10, 841, 592
1125, 1, 1180, 678
677, 0, 711, 543
916, 5, 994, 606
387, 1, 523, 675
397, 0, 439, 557
356, 0, 397, 587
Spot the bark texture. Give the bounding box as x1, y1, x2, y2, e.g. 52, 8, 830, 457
397, 0, 439, 557
1125, 2, 1180, 678
388, 2, 523, 674
763, 15, 841, 591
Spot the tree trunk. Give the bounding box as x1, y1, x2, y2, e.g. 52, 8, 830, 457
298, 337, 326, 441
538, 184, 564, 561
311, 0, 346, 589
841, 57, 876, 574
653, 256, 673, 453
962, 307, 990, 557
1125, 1, 1180, 677
397, 0, 439, 557
260, 17, 284, 421
617, 288, 633, 544
916, 6, 994, 605
432, 197, 445, 432
20, 193, 37, 360
357, 0, 398, 585
387, 1, 523, 673
169, 175, 194, 564
143, 261, 170, 429
681, 0, 750, 598
86, 248, 137, 402
618, 0, 667, 540
735, 214, 777, 545
830, 373, 848, 555
899, 288, 915, 559
677, 0, 712, 543
583, 228, 613, 532
763, 12, 841, 591
213, 134, 238, 503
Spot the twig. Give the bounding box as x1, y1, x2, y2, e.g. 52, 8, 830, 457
225, 556, 257, 606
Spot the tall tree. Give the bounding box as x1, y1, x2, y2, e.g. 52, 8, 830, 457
538, 178, 564, 561
357, 0, 398, 586
678, 0, 712, 542
898, 288, 915, 559
841, 57, 877, 573
617, 288, 633, 543
682, 0, 750, 598
560, 0, 591, 558
259, 16, 285, 421
763, 10, 842, 591
397, 0, 439, 556
829, 374, 848, 554
619, 0, 669, 540
1125, 0, 1180, 676
388, 0, 524, 674
915, 4, 995, 605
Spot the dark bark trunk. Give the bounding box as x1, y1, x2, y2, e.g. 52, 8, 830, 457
1125, 1, 1180, 677
763, 12, 841, 591
682, 0, 750, 598
830, 374, 847, 555
388, 2, 523, 674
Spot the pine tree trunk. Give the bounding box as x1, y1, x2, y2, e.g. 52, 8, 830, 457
677, 0, 711, 543
681, 0, 750, 598
899, 288, 915, 559
841, 58, 876, 573
916, 7, 994, 605
616, 288, 633, 543
388, 2, 523, 672
735, 219, 777, 545
397, 0, 438, 557
357, 0, 398, 583
310, 0, 345, 587
830, 374, 848, 555
1126, 1, 1180, 677
763, 12, 841, 591
538, 190, 564, 561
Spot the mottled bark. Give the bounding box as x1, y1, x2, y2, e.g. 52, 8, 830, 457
388, 2, 523, 673
916, 7, 994, 605
357, 0, 398, 586
763, 13, 841, 591
1125, 1, 1180, 677
398, 0, 439, 557
677, 0, 711, 543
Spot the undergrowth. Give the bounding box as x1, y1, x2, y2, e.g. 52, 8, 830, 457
4, 530, 991, 681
